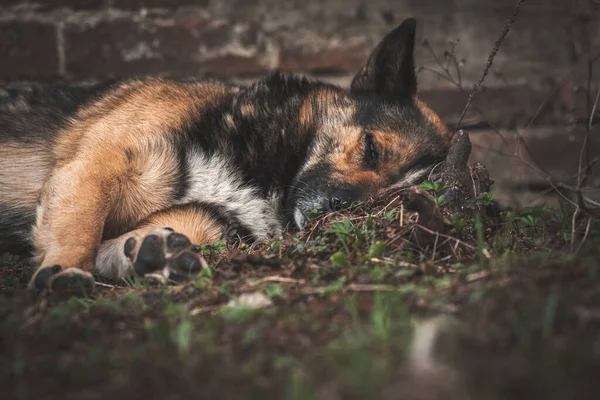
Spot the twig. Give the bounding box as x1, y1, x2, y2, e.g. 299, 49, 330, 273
570, 206, 581, 252
189, 305, 220, 316
240, 276, 305, 290
575, 217, 593, 254
571, 78, 600, 246
589, 83, 600, 130
300, 283, 400, 295
425, 27, 600, 212
413, 224, 477, 250
374, 195, 401, 217
400, 203, 404, 227
455, 0, 527, 132
95, 281, 117, 289
431, 232, 439, 261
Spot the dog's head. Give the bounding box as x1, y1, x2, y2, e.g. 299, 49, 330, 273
287, 18, 451, 228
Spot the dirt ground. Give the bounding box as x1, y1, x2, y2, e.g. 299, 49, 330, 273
1, 180, 600, 400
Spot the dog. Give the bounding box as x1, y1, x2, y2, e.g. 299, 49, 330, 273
0, 18, 450, 293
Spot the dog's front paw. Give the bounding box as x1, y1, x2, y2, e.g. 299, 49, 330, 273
28, 265, 95, 296
124, 228, 208, 284
221, 219, 253, 249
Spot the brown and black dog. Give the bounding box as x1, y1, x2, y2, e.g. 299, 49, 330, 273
0, 18, 450, 292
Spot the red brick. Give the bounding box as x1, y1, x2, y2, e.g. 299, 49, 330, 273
64, 17, 271, 79
112, 0, 209, 9
280, 43, 369, 73
3, 0, 107, 10
0, 21, 59, 80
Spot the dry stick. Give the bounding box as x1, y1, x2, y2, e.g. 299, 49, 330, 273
299, 283, 400, 295
425, 37, 600, 186
240, 276, 305, 290
527, 157, 600, 204
575, 217, 593, 254
431, 232, 439, 261
457, 87, 600, 212
590, 84, 600, 130
95, 281, 118, 289
577, 83, 600, 191
571, 83, 600, 251
454, 0, 527, 133
413, 224, 477, 250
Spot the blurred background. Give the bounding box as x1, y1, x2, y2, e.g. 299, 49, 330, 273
1, 0, 599, 208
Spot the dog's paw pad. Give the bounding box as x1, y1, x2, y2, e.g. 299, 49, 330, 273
124, 237, 137, 258
133, 234, 166, 275
29, 264, 63, 291
166, 232, 191, 250
49, 268, 95, 295
221, 220, 251, 248
171, 251, 208, 275
128, 229, 209, 283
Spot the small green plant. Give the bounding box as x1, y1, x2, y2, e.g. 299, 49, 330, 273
434, 194, 446, 206
221, 305, 252, 323
266, 284, 285, 298
419, 180, 441, 192
420, 181, 448, 207
475, 192, 494, 206
194, 268, 213, 289
325, 219, 367, 254
173, 319, 193, 354
198, 240, 226, 257
270, 240, 281, 252
384, 207, 397, 220
365, 240, 386, 260
320, 276, 347, 297
330, 251, 347, 267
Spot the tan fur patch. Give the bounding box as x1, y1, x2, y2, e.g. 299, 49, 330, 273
0, 143, 52, 209
299, 86, 349, 131
329, 128, 423, 194
415, 98, 450, 145
240, 103, 256, 118
329, 127, 383, 194
144, 207, 222, 245
299, 98, 313, 130
53, 80, 229, 165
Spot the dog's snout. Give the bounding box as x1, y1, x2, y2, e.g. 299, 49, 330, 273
326, 190, 353, 212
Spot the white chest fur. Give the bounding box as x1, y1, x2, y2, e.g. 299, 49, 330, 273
176, 150, 283, 240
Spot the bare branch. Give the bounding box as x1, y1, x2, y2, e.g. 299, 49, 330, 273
455, 0, 527, 133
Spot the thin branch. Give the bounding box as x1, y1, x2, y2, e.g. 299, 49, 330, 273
455, 0, 527, 132
240, 276, 305, 290
589, 83, 600, 130
575, 217, 593, 254
95, 281, 118, 289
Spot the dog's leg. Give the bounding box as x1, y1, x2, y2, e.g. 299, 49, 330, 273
28, 142, 181, 293
94, 205, 223, 282
28, 160, 116, 293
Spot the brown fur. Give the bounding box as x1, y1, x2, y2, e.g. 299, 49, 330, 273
415, 98, 450, 144
33, 80, 230, 273
143, 206, 222, 245
0, 144, 52, 209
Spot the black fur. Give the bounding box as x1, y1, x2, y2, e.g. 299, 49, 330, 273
0, 204, 35, 254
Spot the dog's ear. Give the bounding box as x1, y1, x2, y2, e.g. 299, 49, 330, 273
350, 18, 417, 101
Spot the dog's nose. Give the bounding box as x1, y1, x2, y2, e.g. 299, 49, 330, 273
327, 190, 352, 211
329, 197, 342, 211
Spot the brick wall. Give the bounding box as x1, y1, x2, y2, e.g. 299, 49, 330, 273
0, 0, 598, 85
2, 0, 599, 127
